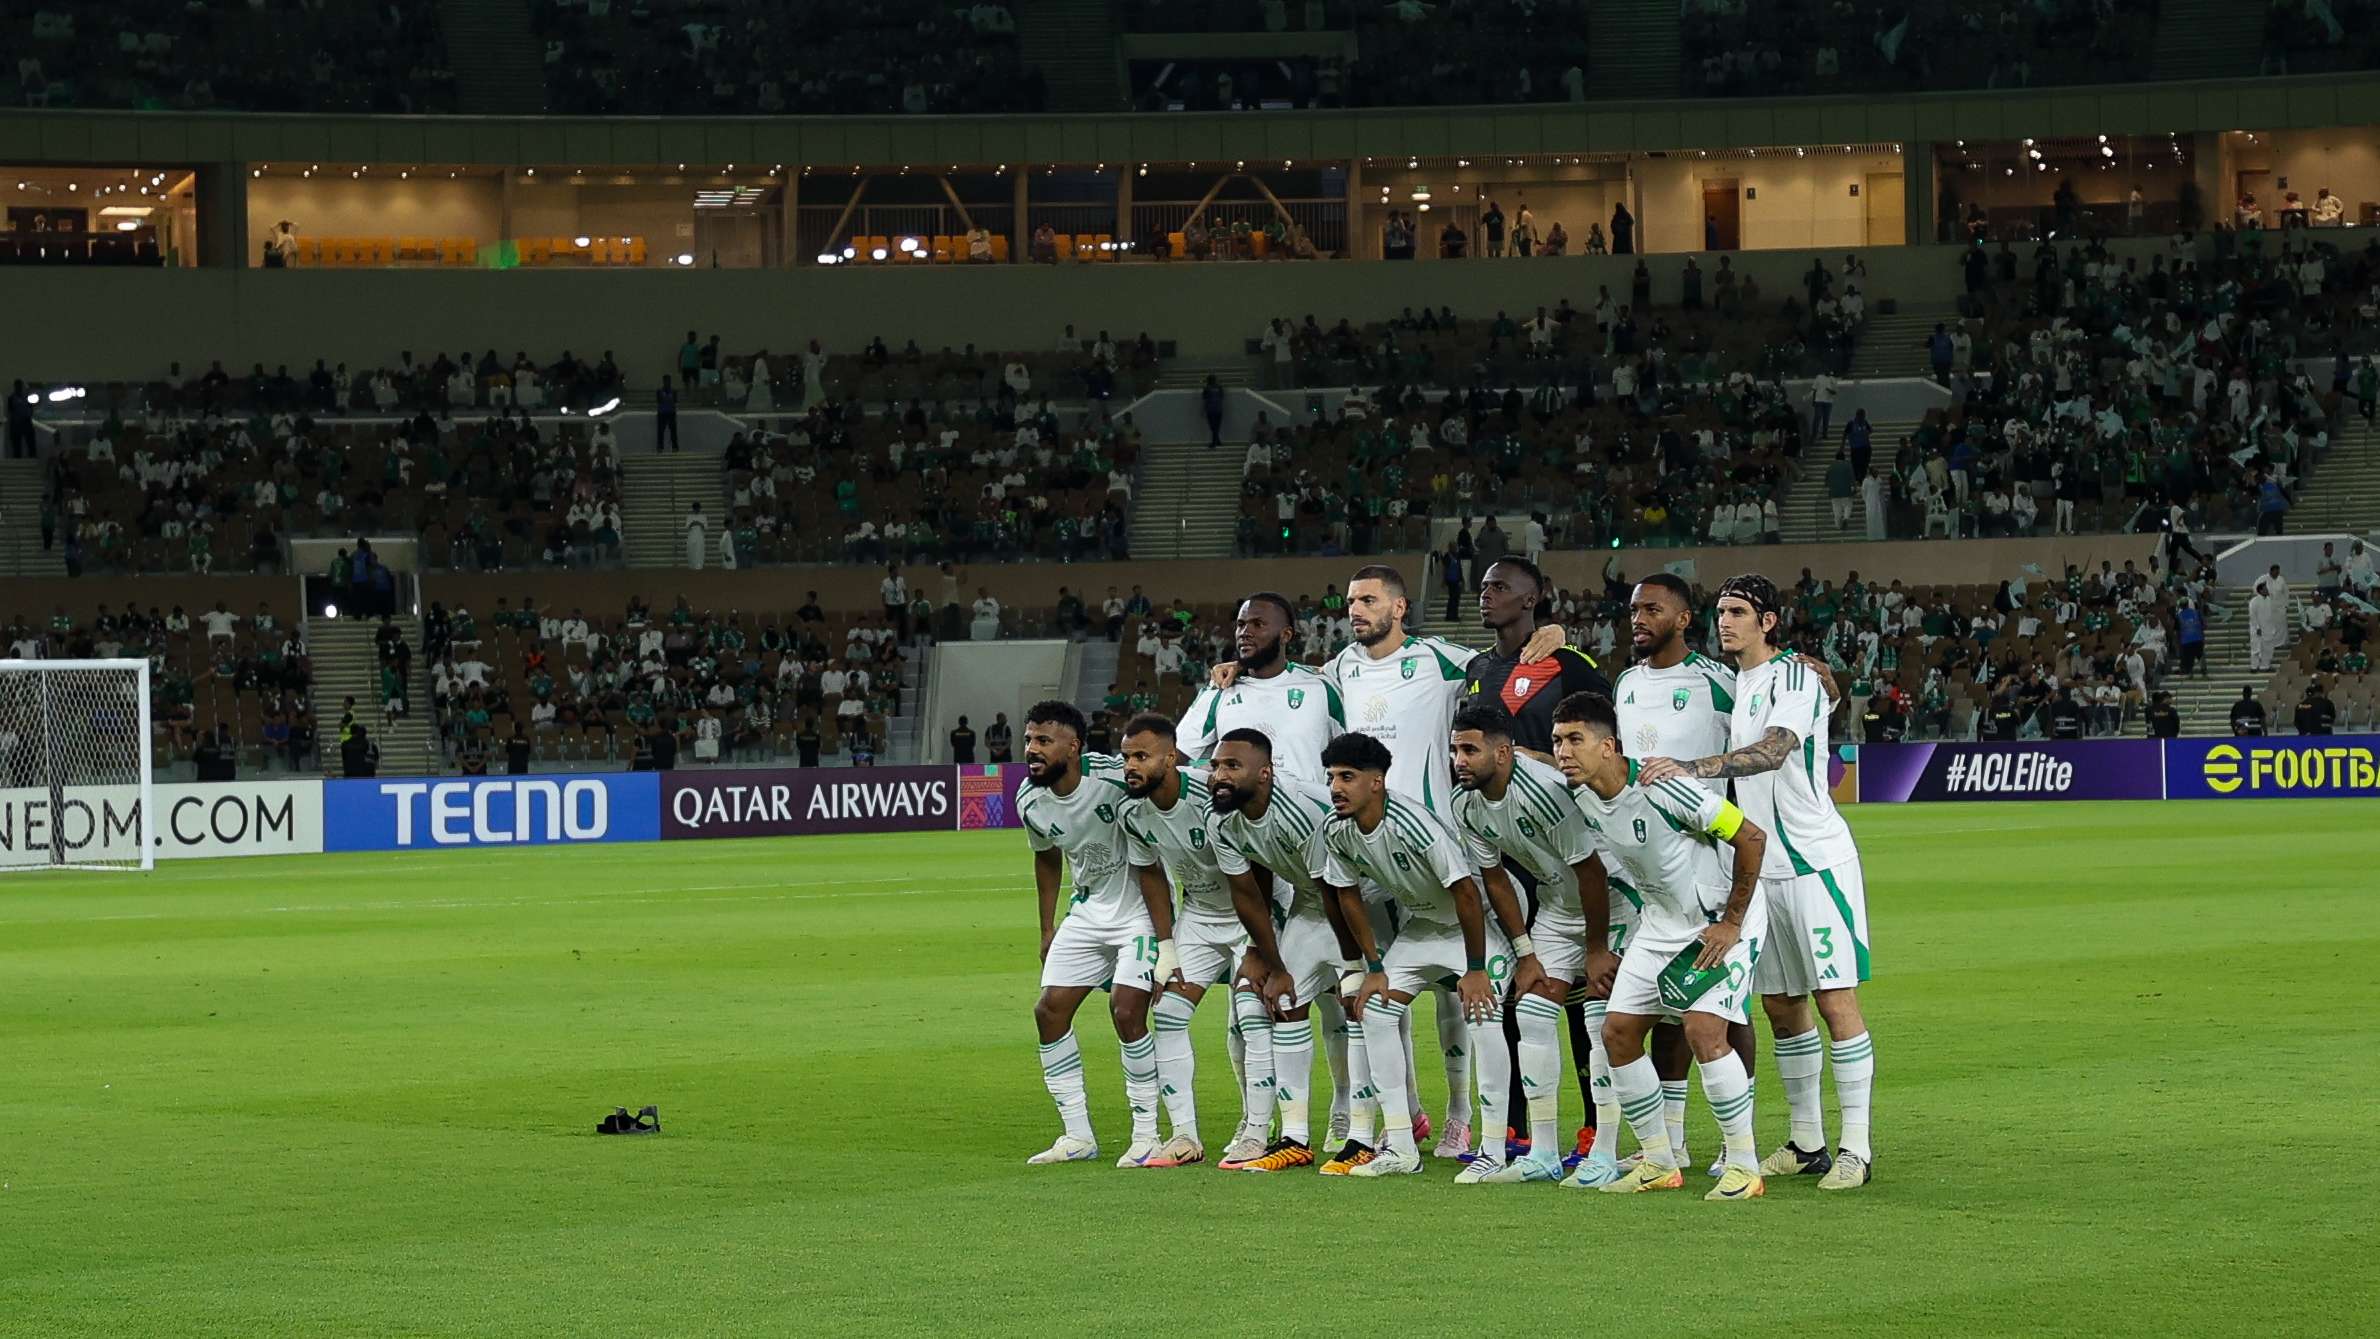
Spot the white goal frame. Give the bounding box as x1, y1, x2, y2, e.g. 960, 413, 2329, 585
0, 658, 155, 872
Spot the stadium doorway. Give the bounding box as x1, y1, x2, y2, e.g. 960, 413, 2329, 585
1864, 171, 1906, 245
1700, 180, 1740, 250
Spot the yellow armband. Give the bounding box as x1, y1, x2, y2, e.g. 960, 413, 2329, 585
1708, 802, 1746, 841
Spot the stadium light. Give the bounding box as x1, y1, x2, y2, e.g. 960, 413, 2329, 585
898, 237, 919, 253
871, 247, 888, 261
323, 603, 339, 618
842, 246, 857, 259
588, 396, 621, 417
45, 386, 86, 402
574, 235, 592, 247
817, 252, 840, 265
674, 253, 695, 266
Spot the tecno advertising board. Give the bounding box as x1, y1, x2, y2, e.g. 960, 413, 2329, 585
0, 781, 325, 865
661, 766, 956, 839
322, 773, 660, 851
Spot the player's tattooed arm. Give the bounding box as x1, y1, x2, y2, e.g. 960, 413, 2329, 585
1639, 726, 1799, 784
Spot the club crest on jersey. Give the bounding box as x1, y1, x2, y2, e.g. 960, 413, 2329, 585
1401, 659, 1416, 680
1672, 688, 1691, 711
1188, 829, 1205, 848
1287, 688, 1306, 708
1750, 692, 1763, 713
1095, 803, 1117, 823
1512, 675, 1533, 695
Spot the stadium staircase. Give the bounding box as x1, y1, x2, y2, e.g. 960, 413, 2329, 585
1777, 417, 1925, 544
2291, 417, 2380, 536
1848, 306, 1954, 379
2139, 586, 2261, 736
0, 459, 66, 577
884, 656, 926, 764
620, 453, 729, 569
1069, 636, 1120, 715
1588, 0, 1682, 101
2152, 0, 2263, 80
307, 616, 440, 777
1019, 0, 1122, 113
1155, 360, 1257, 391
439, 0, 550, 115
1127, 441, 1243, 560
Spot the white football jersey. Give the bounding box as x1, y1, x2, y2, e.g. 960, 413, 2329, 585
1451, 753, 1597, 920
1729, 652, 1859, 879
1572, 762, 1740, 938
1319, 793, 1476, 930
1326, 633, 1475, 815
1120, 767, 1234, 923
1212, 776, 1335, 922
1614, 651, 1736, 763
1018, 753, 1144, 931
1179, 663, 1344, 788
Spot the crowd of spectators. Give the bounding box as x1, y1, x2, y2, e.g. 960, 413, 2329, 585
1348, 0, 1593, 107
2256, 540, 2380, 734
1844, 227, 2380, 549
537, 0, 1039, 116
1122, 0, 1345, 31
2261, 0, 2380, 75
423, 592, 919, 771
667, 328, 1167, 414
2, 597, 315, 774
11, 3, 452, 112
1683, 0, 2153, 97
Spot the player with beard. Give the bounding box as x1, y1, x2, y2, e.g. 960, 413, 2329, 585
1212, 565, 1563, 1160
1017, 700, 1175, 1167
1461, 556, 1612, 1167
1207, 728, 1366, 1172
1178, 593, 1343, 788
1617, 573, 1837, 1175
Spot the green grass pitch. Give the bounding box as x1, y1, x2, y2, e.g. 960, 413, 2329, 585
4, 801, 2375, 1336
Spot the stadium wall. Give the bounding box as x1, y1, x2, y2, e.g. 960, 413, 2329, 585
0, 239, 2176, 381
8, 536, 2164, 624
16, 735, 2373, 868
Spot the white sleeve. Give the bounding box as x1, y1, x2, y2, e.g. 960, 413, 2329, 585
1644, 776, 1727, 834
1421, 811, 1474, 889
1452, 795, 1503, 873
1766, 660, 1828, 745
1122, 810, 1162, 869
1177, 689, 1221, 760
1319, 827, 1358, 890
1212, 824, 1252, 877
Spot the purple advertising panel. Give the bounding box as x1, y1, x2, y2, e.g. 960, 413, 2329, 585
958, 764, 1027, 830
661, 766, 957, 839
1857, 740, 2165, 803
2165, 735, 2380, 800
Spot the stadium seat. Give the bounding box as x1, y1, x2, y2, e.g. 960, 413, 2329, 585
990, 235, 1010, 262
624, 238, 646, 266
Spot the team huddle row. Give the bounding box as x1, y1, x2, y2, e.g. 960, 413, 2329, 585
1017, 561, 1877, 1199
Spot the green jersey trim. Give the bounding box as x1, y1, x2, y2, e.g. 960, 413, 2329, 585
1816, 866, 1872, 982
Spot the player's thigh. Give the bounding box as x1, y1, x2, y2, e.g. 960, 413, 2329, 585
1278, 914, 1345, 1008
1040, 919, 1158, 993
1531, 913, 1588, 989
1178, 918, 1242, 991
1606, 930, 1686, 1021
1750, 877, 1816, 998
1803, 858, 1872, 987
1387, 922, 1513, 1000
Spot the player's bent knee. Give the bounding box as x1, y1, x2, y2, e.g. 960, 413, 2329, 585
1682, 1012, 1732, 1060
1815, 987, 1866, 1035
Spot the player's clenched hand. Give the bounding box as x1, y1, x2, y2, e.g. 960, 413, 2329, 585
1038, 929, 1055, 963
1584, 949, 1620, 997
1209, 662, 1240, 690
1457, 970, 1496, 1024
1635, 756, 1688, 786
1508, 953, 1546, 1003
1348, 971, 1390, 1019
1694, 920, 1740, 972
1520, 623, 1567, 663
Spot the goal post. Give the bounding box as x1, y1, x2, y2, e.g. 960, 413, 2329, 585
0, 659, 154, 872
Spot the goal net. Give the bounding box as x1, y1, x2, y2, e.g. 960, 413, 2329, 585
0, 659, 154, 872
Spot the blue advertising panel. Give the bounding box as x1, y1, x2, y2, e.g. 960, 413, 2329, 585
2164, 735, 2380, 800
323, 773, 661, 851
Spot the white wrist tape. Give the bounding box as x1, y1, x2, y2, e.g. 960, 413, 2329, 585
1155, 938, 1179, 979
1510, 934, 1537, 959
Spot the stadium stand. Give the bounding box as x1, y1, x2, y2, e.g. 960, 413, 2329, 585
534, 0, 1042, 115
1682, 0, 2156, 97
6, 2, 453, 112
2262, 0, 2380, 76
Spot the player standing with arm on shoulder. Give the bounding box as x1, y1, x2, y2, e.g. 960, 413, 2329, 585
1447, 702, 1614, 1185
1553, 692, 1773, 1201
1639, 574, 1877, 1191
1018, 700, 1166, 1167
1319, 733, 1524, 1178
1208, 728, 1364, 1173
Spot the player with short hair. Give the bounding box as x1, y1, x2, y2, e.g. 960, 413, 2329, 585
1208, 727, 1364, 1173
1019, 700, 1173, 1167
1640, 574, 1878, 1192
1551, 692, 1773, 1201
1447, 700, 1614, 1184
1177, 593, 1344, 789
1321, 732, 1527, 1178
1117, 712, 1250, 1170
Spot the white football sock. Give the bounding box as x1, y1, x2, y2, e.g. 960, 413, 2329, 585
1469, 1004, 1512, 1162
1397, 1003, 1423, 1123
1228, 989, 1276, 1138
1318, 993, 1352, 1131
1698, 1051, 1757, 1172
1514, 993, 1565, 1156
1582, 998, 1618, 1156
1831, 1031, 1875, 1161
1434, 986, 1473, 1128
1773, 1027, 1828, 1152
1360, 997, 1416, 1155
1119, 1034, 1159, 1143
1272, 1017, 1315, 1145
1610, 1053, 1673, 1169
1039, 1030, 1092, 1142
1149, 992, 1200, 1143
1662, 1079, 1691, 1165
